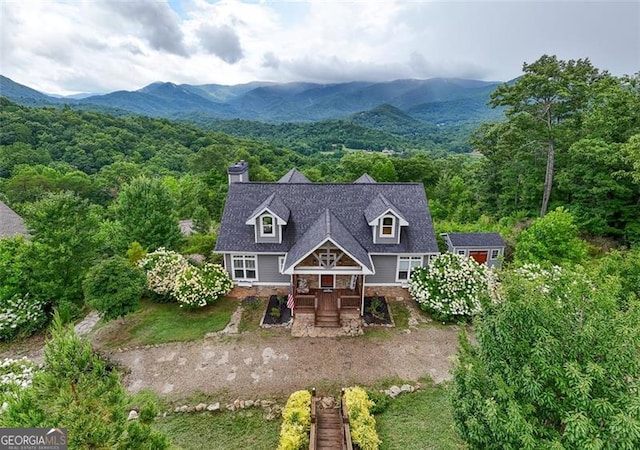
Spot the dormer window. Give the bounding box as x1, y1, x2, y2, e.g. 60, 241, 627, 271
260, 214, 275, 237
380, 215, 395, 238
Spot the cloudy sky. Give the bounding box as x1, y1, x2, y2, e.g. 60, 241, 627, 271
1, 0, 638, 95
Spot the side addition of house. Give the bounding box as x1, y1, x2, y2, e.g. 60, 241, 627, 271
442, 232, 505, 268
215, 162, 440, 327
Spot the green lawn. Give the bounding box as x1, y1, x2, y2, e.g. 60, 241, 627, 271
96, 297, 238, 348
237, 297, 266, 333
154, 410, 280, 450
376, 379, 465, 450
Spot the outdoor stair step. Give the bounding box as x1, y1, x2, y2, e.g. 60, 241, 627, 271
315, 321, 340, 328
316, 411, 344, 450
316, 310, 340, 317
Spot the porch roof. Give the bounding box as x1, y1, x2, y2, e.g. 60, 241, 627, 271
283, 209, 373, 274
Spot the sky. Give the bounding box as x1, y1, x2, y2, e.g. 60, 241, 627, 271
0, 0, 638, 96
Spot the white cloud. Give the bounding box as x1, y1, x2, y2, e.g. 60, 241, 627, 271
0, 0, 637, 95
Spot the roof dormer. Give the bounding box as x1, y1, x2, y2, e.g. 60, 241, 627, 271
245, 193, 290, 244
364, 193, 408, 244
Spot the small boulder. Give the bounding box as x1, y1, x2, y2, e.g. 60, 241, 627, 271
400, 384, 414, 393
195, 403, 207, 412
127, 410, 138, 421
388, 385, 402, 398
245, 400, 254, 407
207, 402, 220, 412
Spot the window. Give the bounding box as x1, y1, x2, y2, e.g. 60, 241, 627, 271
490, 249, 500, 260
457, 250, 466, 256
260, 214, 275, 237
278, 256, 286, 273
380, 215, 395, 237
232, 255, 257, 280
397, 256, 422, 281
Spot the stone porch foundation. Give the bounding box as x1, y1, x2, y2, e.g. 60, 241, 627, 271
290, 313, 363, 337
364, 286, 410, 300
228, 285, 288, 299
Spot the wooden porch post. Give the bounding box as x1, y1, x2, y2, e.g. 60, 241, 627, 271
360, 274, 365, 315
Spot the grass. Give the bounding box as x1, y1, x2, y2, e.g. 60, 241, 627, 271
389, 301, 410, 329
154, 409, 280, 450
238, 297, 266, 333
376, 378, 465, 450
97, 297, 238, 348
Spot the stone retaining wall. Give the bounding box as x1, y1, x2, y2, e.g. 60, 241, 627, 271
364, 286, 410, 300
228, 285, 288, 298
229, 285, 410, 301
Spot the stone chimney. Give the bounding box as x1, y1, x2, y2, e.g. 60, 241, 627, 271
227, 160, 249, 183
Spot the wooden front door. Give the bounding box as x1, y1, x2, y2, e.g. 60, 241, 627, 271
469, 251, 488, 265
320, 274, 335, 289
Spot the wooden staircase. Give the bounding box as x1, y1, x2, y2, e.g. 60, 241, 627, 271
316, 407, 343, 449
316, 291, 340, 327
315, 310, 340, 327
310, 389, 353, 450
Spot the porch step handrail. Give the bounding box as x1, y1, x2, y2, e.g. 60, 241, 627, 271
340, 388, 354, 450
310, 388, 318, 450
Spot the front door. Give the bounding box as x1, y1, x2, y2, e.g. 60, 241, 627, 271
320, 274, 335, 289
469, 251, 488, 265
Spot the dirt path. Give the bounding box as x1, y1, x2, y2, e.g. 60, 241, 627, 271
110, 325, 462, 400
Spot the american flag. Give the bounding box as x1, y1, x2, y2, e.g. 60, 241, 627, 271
287, 286, 295, 310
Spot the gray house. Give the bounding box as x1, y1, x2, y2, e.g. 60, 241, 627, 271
0, 200, 28, 238
215, 162, 439, 326
442, 232, 506, 268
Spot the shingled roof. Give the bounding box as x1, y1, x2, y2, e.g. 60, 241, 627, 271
0, 201, 28, 238
445, 232, 505, 248
216, 182, 438, 255
245, 192, 290, 224
353, 173, 376, 184
278, 169, 311, 183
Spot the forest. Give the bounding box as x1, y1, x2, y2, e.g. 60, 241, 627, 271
1, 55, 640, 448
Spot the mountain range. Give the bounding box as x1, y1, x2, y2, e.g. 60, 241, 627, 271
1, 75, 503, 124
0, 75, 507, 153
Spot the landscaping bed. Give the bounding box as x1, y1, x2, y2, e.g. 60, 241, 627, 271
363, 296, 393, 326
261, 295, 292, 326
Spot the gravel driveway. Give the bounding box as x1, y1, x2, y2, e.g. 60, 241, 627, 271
110, 325, 462, 400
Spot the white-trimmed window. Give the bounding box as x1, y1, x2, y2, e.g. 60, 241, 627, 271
278, 256, 286, 273
259, 214, 275, 237
232, 255, 257, 280
457, 250, 466, 256
490, 249, 500, 260
397, 256, 422, 282
380, 215, 396, 238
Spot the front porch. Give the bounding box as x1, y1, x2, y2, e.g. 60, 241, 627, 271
292, 274, 363, 328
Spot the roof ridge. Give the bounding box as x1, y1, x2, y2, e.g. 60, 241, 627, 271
325, 209, 331, 236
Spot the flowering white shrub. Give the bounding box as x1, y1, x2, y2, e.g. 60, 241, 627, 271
174, 263, 233, 309
0, 294, 48, 342
138, 248, 189, 298
512, 263, 593, 301
139, 249, 232, 309
0, 357, 38, 411
408, 253, 498, 322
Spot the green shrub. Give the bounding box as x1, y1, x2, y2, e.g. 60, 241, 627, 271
277, 390, 312, 450
83, 256, 146, 321
344, 387, 381, 450
364, 389, 390, 414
